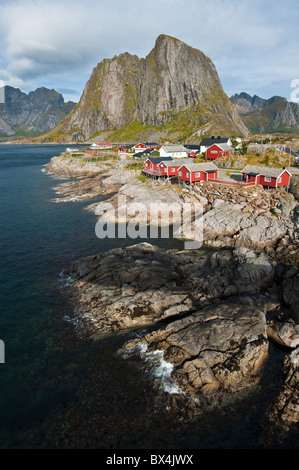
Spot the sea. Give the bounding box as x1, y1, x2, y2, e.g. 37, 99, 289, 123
0, 144, 297, 450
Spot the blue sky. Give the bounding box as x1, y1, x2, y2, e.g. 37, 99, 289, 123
0, 0, 298, 103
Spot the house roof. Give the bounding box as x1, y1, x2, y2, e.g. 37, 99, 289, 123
184, 145, 202, 150
179, 162, 218, 172
209, 143, 234, 152
135, 141, 159, 146
146, 157, 173, 164
200, 137, 229, 147
242, 165, 292, 178
160, 158, 194, 167
161, 145, 188, 153
282, 147, 297, 157
142, 148, 158, 154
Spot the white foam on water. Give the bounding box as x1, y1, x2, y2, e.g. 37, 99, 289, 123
51, 197, 79, 203
290, 346, 299, 365
127, 343, 184, 395
136, 343, 149, 354
121, 341, 148, 359
144, 349, 182, 395
63, 309, 98, 339
58, 270, 75, 288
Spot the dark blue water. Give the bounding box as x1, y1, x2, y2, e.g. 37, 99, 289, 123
0, 145, 296, 449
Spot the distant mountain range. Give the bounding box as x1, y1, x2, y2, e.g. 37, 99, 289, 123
0, 86, 76, 137
36, 35, 249, 144
4, 47, 298, 143
230, 92, 299, 134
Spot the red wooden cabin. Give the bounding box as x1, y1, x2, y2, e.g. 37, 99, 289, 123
242, 165, 291, 188
178, 162, 218, 182
135, 142, 159, 151
117, 145, 132, 152
158, 158, 194, 176
206, 143, 234, 160
143, 157, 173, 175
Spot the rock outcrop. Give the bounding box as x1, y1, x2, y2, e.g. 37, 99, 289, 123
290, 174, 299, 201
88, 176, 299, 265
265, 318, 299, 439
40, 35, 248, 143
126, 295, 269, 398
69, 242, 276, 338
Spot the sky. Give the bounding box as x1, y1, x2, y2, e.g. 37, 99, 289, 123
0, 0, 298, 103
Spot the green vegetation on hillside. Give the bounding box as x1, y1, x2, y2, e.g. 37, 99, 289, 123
12, 127, 43, 138
216, 150, 297, 169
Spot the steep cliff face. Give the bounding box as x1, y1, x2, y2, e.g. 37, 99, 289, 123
138, 35, 221, 124
0, 86, 76, 136
231, 92, 299, 134
42, 35, 248, 143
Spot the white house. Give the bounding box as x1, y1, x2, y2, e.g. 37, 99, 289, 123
199, 137, 232, 153
159, 144, 189, 159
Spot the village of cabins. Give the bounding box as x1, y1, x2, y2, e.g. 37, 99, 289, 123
90, 136, 292, 189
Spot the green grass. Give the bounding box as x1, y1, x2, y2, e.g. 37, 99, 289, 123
137, 175, 148, 183
128, 162, 144, 170
12, 126, 43, 138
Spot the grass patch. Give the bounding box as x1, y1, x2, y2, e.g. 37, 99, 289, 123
137, 175, 148, 183
128, 162, 144, 171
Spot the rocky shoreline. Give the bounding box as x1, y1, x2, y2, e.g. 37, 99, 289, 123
45, 153, 299, 442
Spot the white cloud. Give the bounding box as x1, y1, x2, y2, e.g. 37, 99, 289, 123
0, 0, 298, 101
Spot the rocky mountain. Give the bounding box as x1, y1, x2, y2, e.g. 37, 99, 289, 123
0, 86, 76, 136
230, 92, 299, 134
39, 35, 249, 143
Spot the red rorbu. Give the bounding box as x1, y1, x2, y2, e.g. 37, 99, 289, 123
241, 165, 291, 188
178, 162, 219, 182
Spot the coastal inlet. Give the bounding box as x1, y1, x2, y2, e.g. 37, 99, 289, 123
45, 148, 299, 447
0, 144, 298, 449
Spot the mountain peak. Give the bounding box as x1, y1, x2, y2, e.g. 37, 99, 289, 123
155, 34, 184, 46
39, 35, 249, 143
230, 92, 299, 133
0, 86, 76, 137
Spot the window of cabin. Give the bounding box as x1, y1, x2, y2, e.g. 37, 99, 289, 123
278, 177, 282, 183
186, 172, 190, 177
195, 172, 200, 177
171, 168, 175, 172
179, 171, 182, 176
264, 176, 271, 182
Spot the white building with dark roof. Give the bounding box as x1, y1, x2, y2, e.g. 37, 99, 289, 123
159, 145, 189, 159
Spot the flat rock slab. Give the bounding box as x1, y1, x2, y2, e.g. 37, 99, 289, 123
69, 243, 276, 334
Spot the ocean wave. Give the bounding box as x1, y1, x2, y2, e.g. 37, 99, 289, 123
58, 270, 75, 288
291, 346, 299, 365
51, 196, 79, 203
124, 342, 184, 395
